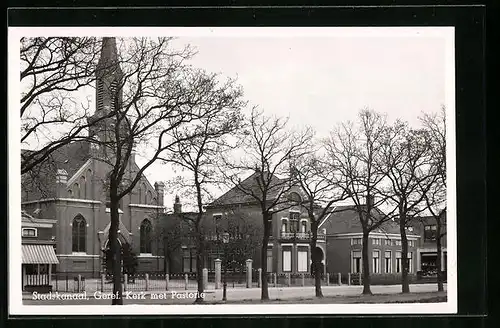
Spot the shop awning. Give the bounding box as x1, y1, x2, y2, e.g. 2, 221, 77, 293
22, 244, 59, 264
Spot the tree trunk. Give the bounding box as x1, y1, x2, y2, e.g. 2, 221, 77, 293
260, 214, 271, 301
109, 181, 123, 305
400, 211, 410, 294
361, 230, 372, 295
194, 229, 204, 303
436, 216, 444, 292
310, 220, 323, 298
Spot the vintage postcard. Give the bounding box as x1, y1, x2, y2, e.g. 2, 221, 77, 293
9, 26, 457, 315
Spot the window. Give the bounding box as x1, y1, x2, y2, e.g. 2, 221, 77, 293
396, 251, 402, 273
146, 191, 152, 205
384, 251, 392, 273
282, 249, 292, 272
289, 212, 300, 232
351, 238, 362, 245
372, 238, 381, 245
424, 225, 437, 241
140, 219, 152, 254
72, 215, 86, 253
80, 176, 86, 199
213, 214, 222, 236
301, 220, 307, 233
281, 219, 288, 233
22, 228, 37, 237
267, 248, 273, 272
408, 252, 413, 273
408, 240, 415, 247
352, 251, 362, 273
182, 248, 197, 273
74, 183, 80, 198
385, 239, 391, 246
392, 239, 402, 246
297, 250, 308, 272
372, 250, 380, 273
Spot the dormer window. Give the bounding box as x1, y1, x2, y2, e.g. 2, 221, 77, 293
22, 228, 37, 237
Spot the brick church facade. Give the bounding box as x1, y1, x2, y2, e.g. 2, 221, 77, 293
21, 38, 166, 276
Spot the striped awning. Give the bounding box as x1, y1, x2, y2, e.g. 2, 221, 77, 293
22, 244, 59, 264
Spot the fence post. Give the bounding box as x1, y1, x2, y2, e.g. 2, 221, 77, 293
359, 273, 362, 286
301, 273, 305, 287
202, 268, 208, 290
101, 274, 105, 292
124, 273, 128, 292
348, 273, 351, 286
257, 269, 262, 288
245, 259, 253, 288
326, 273, 330, 286
78, 274, 82, 293
287, 273, 291, 287
273, 273, 277, 287
145, 273, 149, 291
338, 272, 341, 285
66, 273, 69, 292
184, 273, 188, 290
214, 259, 222, 289
165, 273, 169, 291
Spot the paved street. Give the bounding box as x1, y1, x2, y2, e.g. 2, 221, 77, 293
23, 283, 446, 305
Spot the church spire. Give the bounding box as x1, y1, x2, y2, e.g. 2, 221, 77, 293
97, 37, 119, 73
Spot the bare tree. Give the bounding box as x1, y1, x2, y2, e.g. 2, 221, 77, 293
324, 109, 396, 295
419, 106, 447, 292
379, 120, 439, 293
220, 108, 313, 300
159, 81, 245, 302
20, 37, 110, 174
290, 148, 348, 297
90, 37, 245, 305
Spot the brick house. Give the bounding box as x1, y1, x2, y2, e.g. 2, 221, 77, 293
21, 38, 166, 276
412, 212, 447, 276
320, 205, 420, 276
203, 172, 327, 275
21, 210, 59, 292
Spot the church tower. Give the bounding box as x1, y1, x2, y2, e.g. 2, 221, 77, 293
88, 37, 124, 146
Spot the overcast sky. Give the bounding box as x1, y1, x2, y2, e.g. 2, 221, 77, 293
13, 27, 452, 211
138, 32, 450, 210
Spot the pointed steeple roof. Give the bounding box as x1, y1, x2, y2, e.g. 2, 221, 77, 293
98, 37, 118, 66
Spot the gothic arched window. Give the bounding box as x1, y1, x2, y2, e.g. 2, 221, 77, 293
80, 176, 86, 199
140, 219, 152, 254
72, 215, 86, 253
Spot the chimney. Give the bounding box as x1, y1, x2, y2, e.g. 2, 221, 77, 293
56, 169, 68, 198
154, 181, 165, 207
173, 195, 182, 214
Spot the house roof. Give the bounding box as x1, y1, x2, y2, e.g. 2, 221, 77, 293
208, 171, 286, 207
320, 205, 401, 236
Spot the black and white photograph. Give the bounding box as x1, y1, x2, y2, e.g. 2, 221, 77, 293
9, 26, 456, 315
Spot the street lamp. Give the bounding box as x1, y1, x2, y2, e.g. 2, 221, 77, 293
222, 232, 229, 301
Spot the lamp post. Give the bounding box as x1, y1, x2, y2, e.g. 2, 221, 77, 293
97, 231, 105, 275
222, 232, 229, 301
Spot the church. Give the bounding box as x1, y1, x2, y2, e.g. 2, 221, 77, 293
21, 38, 166, 276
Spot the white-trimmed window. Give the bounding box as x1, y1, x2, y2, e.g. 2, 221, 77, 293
289, 211, 300, 232
396, 251, 402, 273
281, 219, 288, 233
282, 249, 292, 272
297, 250, 308, 272
384, 251, 392, 273
372, 250, 380, 273
385, 239, 391, 246
300, 220, 307, 233
372, 238, 381, 245
408, 252, 413, 273
408, 240, 415, 247
352, 251, 362, 273
22, 228, 37, 237
351, 238, 362, 245
393, 239, 402, 246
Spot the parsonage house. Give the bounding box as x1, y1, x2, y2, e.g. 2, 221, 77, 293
21, 37, 166, 276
